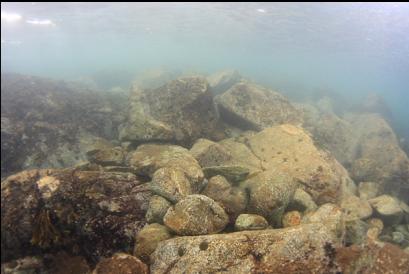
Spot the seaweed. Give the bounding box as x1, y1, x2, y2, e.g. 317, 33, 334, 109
31, 209, 61, 248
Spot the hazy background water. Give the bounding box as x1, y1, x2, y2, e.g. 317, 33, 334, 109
1, 2, 409, 139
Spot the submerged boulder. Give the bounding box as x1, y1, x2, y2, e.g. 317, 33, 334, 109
207, 69, 243, 95
234, 214, 269, 231
215, 82, 301, 130
119, 76, 222, 145
246, 124, 353, 204
145, 195, 172, 224
1, 168, 150, 262
163, 195, 229, 236
92, 253, 148, 274
368, 195, 404, 225
150, 222, 341, 274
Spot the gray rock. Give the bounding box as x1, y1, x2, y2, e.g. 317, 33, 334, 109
207, 69, 243, 95
215, 82, 301, 130
146, 195, 172, 224
150, 223, 341, 274
344, 219, 369, 245
163, 195, 229, 236
243, 170, 296, 226
358, 182, 379, 200
201, 175, 247, 223
234, 214, 268, 231
368, 195, 403, 225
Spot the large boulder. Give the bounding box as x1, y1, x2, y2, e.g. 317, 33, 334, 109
163, 195, 229, 236
126, 144, 204, 182
368, 195, 404, 225
119, 76, 223, 145
206, 69, 243, 95
215, 82, 301, 130
150, 223, 341, 274
243, 170, 297, 226
1, 168, 150, 262
246, 124, 353, 204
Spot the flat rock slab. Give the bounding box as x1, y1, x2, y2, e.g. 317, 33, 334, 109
150, 223, 340, 274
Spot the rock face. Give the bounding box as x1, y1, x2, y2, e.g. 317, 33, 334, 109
1, 168, 150, 262
126, 144, 204, 182
163, 195, 229, 236
201, 175, 247, 223
243, 170, 297, 226
246, 124, 352, 204
0, 73, 127, 177
119, 76, 222, 145
92, 253, 148, 274
215, 82, 301, 131
150, 223, 341, 274
234, 214, 268, 231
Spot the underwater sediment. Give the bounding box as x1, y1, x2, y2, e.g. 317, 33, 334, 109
1, 71, 409, 273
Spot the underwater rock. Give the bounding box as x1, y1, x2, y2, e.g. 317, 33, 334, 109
206, 69, 243, 95
202, 165, 250, 184
287, 188, 318, 213
132, 68, 181, 89
344, 219, 369, 246
340, 195, 373, 221
335, 242, 409, 274
190, 138, 263, 176
215, 82, 301, 131
201, 175, 248, 223
1, 168, 150, 262
243, 170, 297, 226
282, 211, 302, 228
86, 140, 125, 166
0, 73, 127, 176
119, 76, 222, 145
246, 124, 352, 204
150, 167, 199, 203
133, 223, 172, 264
150, 222, 341, 274
358, 181, 380, 200
145, 195, 172, 224
368, 195, 403, 225
302, 203, 345, 239
163, 194, 229, 236
92, 253, 148, 274
126, 144, 204, 183
1, 255, 45, 274
234, 214, 268, 231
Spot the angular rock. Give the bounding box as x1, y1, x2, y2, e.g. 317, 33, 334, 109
282, 211, 302, 228
340, 195, 373, 221
358, 181, 379, 200
150, 167, 198, 203
234, 214, 268, 231
133, 223, 172, 263
146, 195, 172, 224
163, 195, 229, 236
368, 195, 403, 225
202, 166, 249, 184
247, 124, 353, 204
92, 253, 148, 274
207, 69, 243, 95
1, 169, 150, 262
201, 175, 247, 223
119, 76, 221, 145
190, 138, 232, 166
243, 170, 297, 226
151, 223, 341, 274
302, 203, 345, 238
126, 144, 203, 182
215, 82, 301, 130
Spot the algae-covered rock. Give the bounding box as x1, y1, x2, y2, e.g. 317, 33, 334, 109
302, 203, 345, 238
92, 253, 148, 274
358, 181, 379, 200
133, 223, 172, 263
207, 69, 243, 95
145, 195, 172, 224
215, 82, 301, 130
247, 124, 352, 204
368, 195, 404, 225
150, 223, 342, 274
126, 144, 204, 182
201, 175, 247, 223
282, 211, 302, 228
234, 214, 268, 231
86, 141, 125, 166
287, 188, 318, 213
243, 170, 297, 226
202, 165, 249, 184
163, 194, 229, 236
119, 76, 222, 145
1, 168, 150, 262
340, 195, 373, 221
